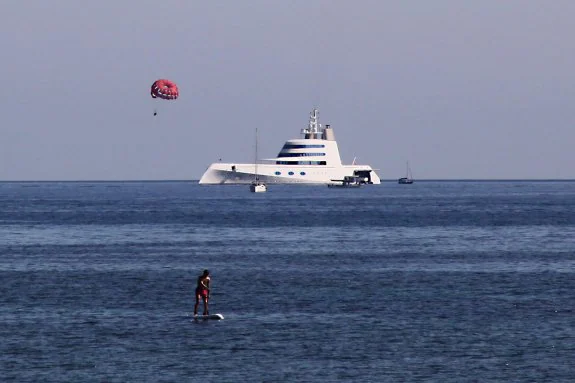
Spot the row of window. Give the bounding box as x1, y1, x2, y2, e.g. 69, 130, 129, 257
276, 161, 327, 165
281, 144, 325, 149
275, 171, 307, 176
277, 152, 326, 158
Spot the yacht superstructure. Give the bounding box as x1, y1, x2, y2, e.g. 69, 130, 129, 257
199, 109, 381, 185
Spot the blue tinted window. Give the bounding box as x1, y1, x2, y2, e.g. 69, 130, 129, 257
281, 144, 325, 149
288, 171, 294, 175
275, 161, 326, 165
275, 171, 281, 175
300, 172, 306, 176
277, 152, 326, 158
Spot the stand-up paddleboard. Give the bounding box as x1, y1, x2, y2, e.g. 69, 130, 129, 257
193, 313, 224, 320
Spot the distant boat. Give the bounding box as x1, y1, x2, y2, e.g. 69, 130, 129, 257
328, 175, 363, 188
250, 180, 267, 193
250, 128, 267, 193
398, 161, 414, 184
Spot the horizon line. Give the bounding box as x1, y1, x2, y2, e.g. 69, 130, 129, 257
1, 179, 575, 183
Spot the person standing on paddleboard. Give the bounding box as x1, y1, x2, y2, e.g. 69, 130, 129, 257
194, 269, 211, 316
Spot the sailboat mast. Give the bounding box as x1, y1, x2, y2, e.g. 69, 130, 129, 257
254, 128, 259, 181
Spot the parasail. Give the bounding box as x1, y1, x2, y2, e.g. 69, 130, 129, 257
150, 79, 179, 100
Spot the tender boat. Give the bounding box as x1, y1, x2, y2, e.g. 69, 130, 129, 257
199, 109, 381, 185
327, 175, 363, 188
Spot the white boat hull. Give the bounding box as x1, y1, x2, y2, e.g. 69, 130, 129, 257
249, 182, 267, 192
199, 163, 381, 185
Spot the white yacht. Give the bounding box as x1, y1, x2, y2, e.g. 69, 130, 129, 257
199, 109, 381, 185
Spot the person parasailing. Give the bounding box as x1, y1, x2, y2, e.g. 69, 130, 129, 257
150, 79, 179, 116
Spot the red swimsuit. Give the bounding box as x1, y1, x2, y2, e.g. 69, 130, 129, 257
196, 288, 209, 298
196, 276, 210, 298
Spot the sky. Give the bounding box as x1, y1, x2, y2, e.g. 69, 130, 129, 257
1, 0, 574, 180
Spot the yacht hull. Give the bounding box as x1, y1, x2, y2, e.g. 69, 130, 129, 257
199, 163, 381, 185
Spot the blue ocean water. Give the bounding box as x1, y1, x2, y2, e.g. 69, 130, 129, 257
0, 181, 574, 382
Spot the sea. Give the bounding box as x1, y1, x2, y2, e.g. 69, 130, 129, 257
0, 181, 574, 382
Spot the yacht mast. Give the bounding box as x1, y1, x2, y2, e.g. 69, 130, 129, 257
301, 108, 322, 139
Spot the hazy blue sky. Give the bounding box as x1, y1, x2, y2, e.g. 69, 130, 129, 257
1, 1, 574, 180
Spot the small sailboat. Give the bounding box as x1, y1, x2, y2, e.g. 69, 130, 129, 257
250, 128, 267, 192
398, 161, 414, 184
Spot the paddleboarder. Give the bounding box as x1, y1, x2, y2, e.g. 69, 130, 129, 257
194, 269, 211, 316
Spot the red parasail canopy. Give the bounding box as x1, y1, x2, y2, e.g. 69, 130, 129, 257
150, 79, 179, 100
